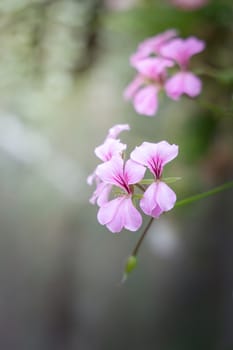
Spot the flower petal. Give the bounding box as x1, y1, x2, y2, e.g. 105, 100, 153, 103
97, 197, 123, 226
130, 29, 178, 66
156, 181, 177, 211
156, 141, 179, 165
165, 72, 185, 100
151, 205, 163, 218
122, 198, 142, 231
138, 29, 178, 53
135, 57, 174, 79
161, 37, 205, 68
140, 182, 176, 217
96, 156, 124, 188
140, 183, 158, 216
95, 138, 126, 162
182, 72, 202, 97
96, 183, 112, 206
97, 196, 142, 233
131, 142, 157, 167
107, 124, 130, 139
165, 72, 202, 100
124, 159, 146, 184
87, 170, 98, 185
131, 141, 178, 170
89, 180, 104, 205
134, 86, 159, 116
124, 75, 144, 100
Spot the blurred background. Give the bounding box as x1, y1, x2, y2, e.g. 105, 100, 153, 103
0, 0, 232, 349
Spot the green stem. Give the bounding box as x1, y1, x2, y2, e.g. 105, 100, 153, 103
135, 183, 146, 192
132, 217, 154, 257
130, 180, 233, 258
175, 180, 233, 208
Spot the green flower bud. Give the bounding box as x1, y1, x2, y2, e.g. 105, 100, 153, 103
121, 255, 137, 283
125, 255, 137, 274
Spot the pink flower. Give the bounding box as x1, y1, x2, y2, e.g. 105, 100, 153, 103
125, 31, 205, 114
95, 138, 127, 162
130, 29, 178, 66
124, 57, 174, 116
135, 57, 175, 79
161, 37, 205, 99
89, 180, 112, 207
170, 0, 208, 10
88, 137, 127, 189
161, 37, 205, 69
96, 156, 146, 232
87, 124, 130, 205
131, 141, 178, 218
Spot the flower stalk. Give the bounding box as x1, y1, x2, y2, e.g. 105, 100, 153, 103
123, 179, 233, 281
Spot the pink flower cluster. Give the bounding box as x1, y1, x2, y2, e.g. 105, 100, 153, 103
88, 125, 178, 233
124, 30, 205, 116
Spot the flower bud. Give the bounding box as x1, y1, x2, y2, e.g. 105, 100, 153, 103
125, 255, 137, 274
121, 255, 137, 283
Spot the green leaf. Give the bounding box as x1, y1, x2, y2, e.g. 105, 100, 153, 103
140, 177, 181, 185
139, 179, 154, 185
162, 177, 182, 184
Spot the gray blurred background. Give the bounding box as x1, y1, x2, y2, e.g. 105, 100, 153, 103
0, 0, 232, 349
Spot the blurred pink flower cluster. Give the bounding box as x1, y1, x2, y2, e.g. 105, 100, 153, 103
124, 30, 205, 116
88, 125, 178, 233
170, 0, 209, 10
